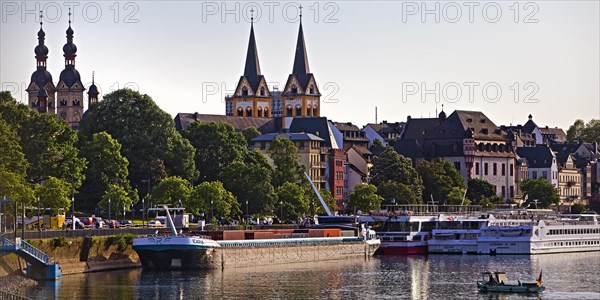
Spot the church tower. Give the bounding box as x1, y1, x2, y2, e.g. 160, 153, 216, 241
25, 12, 56, 114
282, 6, 321, 121
225, 9, 271, 118
87, 72, 99, 107
56, 8, 85, 129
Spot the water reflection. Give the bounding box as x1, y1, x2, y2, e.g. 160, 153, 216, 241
25, 253, 600, 299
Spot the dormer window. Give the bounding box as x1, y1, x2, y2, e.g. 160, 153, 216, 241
260, 86, 265, 96
309, 85, 315, 94
242, 86, 249, 96
291, 84, 298, 94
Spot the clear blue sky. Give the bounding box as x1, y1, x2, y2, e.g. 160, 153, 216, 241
1, 1, 598, 129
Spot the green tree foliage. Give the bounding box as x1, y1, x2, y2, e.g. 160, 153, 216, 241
267, 138, 305, 188
0, 118, 27, 176
190, 181, 240, 219
0, 170, 34, 205
370, 147, 423, 200
182, 122, 247, 183
567, 119, 600, 143
221, 159, 276, 216
376, 180, 418, 204
417, 159, 465, 205
0, 91, 16, 103
241, 126, 261, 146
151, 176, 192, 207
79, 132, 135, 210
447, 187, 470, 205
305, 187, 336, 216
466, 178, 503, 205
347, 184, 384, 213
79, 89, 197, 192
99, 184, 135, 218
570, 203, 586, 214
276, 182, 309, 220
520, 178, 560, 208
36, 176, 71, 214
0, 100, 86, 189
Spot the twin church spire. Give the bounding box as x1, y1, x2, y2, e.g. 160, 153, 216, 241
226, 5, 320, 121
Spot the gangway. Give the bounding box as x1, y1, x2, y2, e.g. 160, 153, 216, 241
0, 237, 62, 280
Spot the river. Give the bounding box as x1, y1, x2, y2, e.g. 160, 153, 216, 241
23, 252, 600, 299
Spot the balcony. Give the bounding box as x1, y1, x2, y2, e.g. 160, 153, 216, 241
311, 161, 327, 168
312, 176, 327, 182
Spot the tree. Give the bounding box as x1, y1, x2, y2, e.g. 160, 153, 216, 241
305, 187, 336, 216
36, 177, 71, 215
570, 203, 586, 214
221, 160, 276, 216
241, 126, 261, 146
98, 184, 135, 218
567, 119, 600, 143
0, 118, 27, 176
79, 89, 197, 194
520, 178, 560, 208
267, 138, 305, 188
190, 181, 240, 219
79, 132, 134, 210
151, 176, 192, 207
417, 159, 465, 205
370, 147, 423, 200
0, 170, 35, 205
447, 187, 470, 205
467, 178, 502, 205
376, 180, 418, 204
0, 100, 86, 190
0, 91, 16, 103
182, 122, 247, 183
276, 182, 309, 220
347, 184, 384, 213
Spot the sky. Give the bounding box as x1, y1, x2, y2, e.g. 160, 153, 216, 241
1, 1, 599, 130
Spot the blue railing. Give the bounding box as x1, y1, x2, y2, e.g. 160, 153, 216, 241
19, 239, 49, 265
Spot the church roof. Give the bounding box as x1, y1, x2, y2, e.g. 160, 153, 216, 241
243, 22, 263, 92
290, 20, 313, 90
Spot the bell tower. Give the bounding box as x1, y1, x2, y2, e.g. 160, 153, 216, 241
56, 8, 85, 129
282, 5, 321, 124
225, 8, 272, 118
25, 11, 56, 114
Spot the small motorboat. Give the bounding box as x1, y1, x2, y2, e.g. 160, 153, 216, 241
477, 271, 545, 293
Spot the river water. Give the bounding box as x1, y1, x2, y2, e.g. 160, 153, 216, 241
23, 252, 600, 299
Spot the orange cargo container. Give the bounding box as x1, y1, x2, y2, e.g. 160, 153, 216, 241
323, 228, 341, 237
223, 230, 245, 240
254, 232, 275, 239
308, 229, 325, 238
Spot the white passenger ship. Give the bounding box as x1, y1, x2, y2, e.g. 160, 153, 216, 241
428, 216, 492, 254
477, 213, 600, 255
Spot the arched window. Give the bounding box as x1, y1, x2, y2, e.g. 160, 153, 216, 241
60, 99, 67, 106
309, 85, 315, 94
286, 105, 293, 116
260, 86, 265, 96
257, 107, 263, 117
242, 86, 249, 96
306, 105, 312, 116
313, 106, 318, 116
291, 84, 298, 94
237, 107, 244, 117
295, 105, 302, 116
246, 107, 252, 117
264, 107, 269, 117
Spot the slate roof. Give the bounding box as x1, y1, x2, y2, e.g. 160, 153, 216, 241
400, 118, 441, 142
425, 110, 507, 141
251, 132, 324, 142
516, 147, 555, 168
367, 122, 405, 135
539, 126, 567, 142
291, 21, 311, 89
174, 113, 277, 133
243, 23, 263, 92
288, 117, 336, 148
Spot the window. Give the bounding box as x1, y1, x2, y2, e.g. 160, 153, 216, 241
510, 164, 514, 176
501, 186, 506, 197
237, 107, 243, 117
260, 86, 265, 96
295, 106, 302, 116
260, 142, 266, 150
336, 160, 343, 167
291, 84, 298, 94
493, 163, 497, 176
532, 171, 537, 179
257, 107, 263, 117
510, 186, 514, 198
336, 171, 343, 180
309, 85, 315, 94
484, 163, 488, 176
501, 163, 506, 176
454, 162, 461, 171
475, 162, 480, 175
242, 86, 248, 96
542, 171, 547, 179
286, 106, 293, 116
298, 141, 305, 149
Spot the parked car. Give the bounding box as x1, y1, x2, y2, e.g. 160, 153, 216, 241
64, 218, 85, 229
148, 220, 162, 227
118, 220, 133, 227
81, 217, 94, 226
107, 220, 120, 228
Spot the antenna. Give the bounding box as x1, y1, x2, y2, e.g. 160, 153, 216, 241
375, 106, 378, 124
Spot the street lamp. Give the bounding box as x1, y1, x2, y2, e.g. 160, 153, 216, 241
37, 196, 41, 233
108, 198, 111, 221
211, 199, 214, 223
142, 198, 145, 227
280, 201, 283, 221
71, 195, 75, 230
245, 200, 248, 218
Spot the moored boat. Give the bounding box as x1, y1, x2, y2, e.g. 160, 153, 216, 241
477, 271, 545, 293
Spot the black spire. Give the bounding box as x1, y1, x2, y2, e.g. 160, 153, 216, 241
88, 71, 98, 95
292, 4, 310, 76
34, 11, 49, 64
62, 8, 77, 62
243, 8, 261, 91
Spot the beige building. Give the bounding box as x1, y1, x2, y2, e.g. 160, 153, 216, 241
558, 154, 585, 207
251, 132, 327, 190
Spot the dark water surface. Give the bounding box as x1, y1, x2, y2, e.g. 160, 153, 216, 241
24, 252, 600, 299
